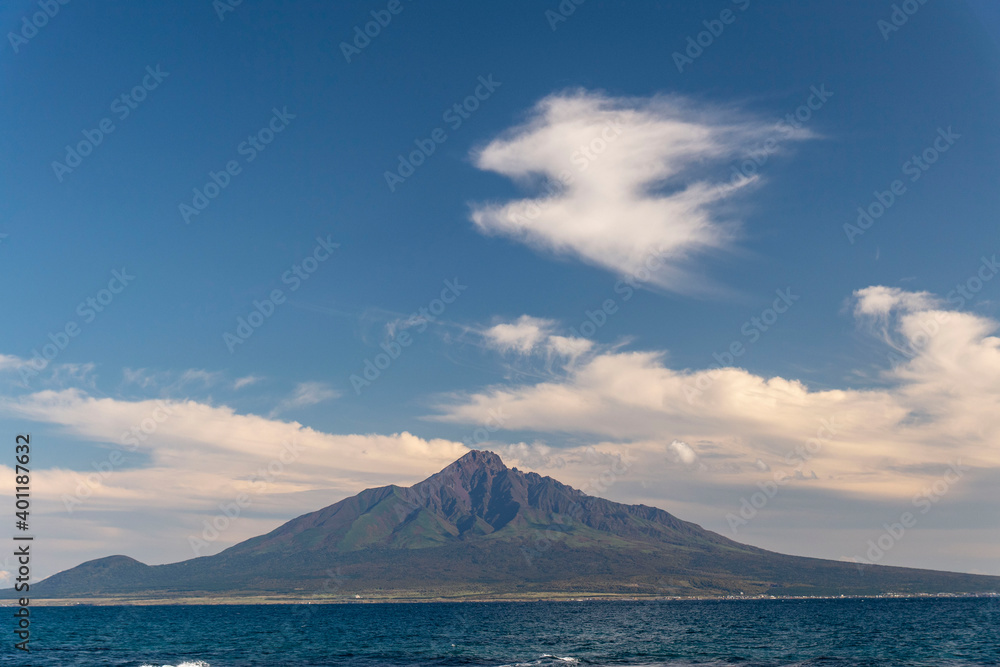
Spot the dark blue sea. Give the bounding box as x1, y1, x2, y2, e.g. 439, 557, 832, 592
3, 598, 998, 666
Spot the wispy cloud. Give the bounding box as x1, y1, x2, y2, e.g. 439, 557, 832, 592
178, 369, 222, 387
0, 354, 97, 390
0, 354, 29, 371
469, 90, 811, 294
269, 381, 340, 417
121, 367, 223, 392
233, 375, 262, 390
122, 367, 157, 389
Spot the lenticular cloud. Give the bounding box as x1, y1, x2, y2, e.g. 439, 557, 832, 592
469, 90, 810, 293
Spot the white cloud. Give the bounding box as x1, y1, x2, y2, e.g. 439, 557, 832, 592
853, 285, 938, 318
0, 390, 465, 490
234, 375, 262, 390
269, 381, 341, 416
120, 367, 223, 392
0, 388, 470, 575
432, 287, 1000, 500
178, 369, 222, 387
470, 90, 810, 292
47, 362, 97, 388
546, 335, 593, 360
122, 367, 156, 388
483, 315, 556, 353
496, 441, 566, 469
6, 285, 999, 577
0, 354, 28, 371
481, 317, 593, 367
668, 439, 699, 466
0, 356, 98, 390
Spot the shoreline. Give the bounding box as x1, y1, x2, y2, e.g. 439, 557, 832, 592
7, 591, 997, 606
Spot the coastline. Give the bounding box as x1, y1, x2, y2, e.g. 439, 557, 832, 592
8, 591, 996, 606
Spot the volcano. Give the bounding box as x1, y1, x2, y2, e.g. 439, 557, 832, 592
24, 450, 1000, 600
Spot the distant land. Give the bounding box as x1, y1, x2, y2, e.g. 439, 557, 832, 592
12, 451, 1000, 602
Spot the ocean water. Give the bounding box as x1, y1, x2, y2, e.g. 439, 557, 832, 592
2, 597, 998, 666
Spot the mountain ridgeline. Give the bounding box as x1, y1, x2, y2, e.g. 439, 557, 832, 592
25, 450, 1000, 599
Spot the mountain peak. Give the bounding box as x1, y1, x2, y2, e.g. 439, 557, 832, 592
447, 449, 506, 472
413, 449, 510, 507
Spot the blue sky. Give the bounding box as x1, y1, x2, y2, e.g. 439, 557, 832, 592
2, 0, 999, 580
